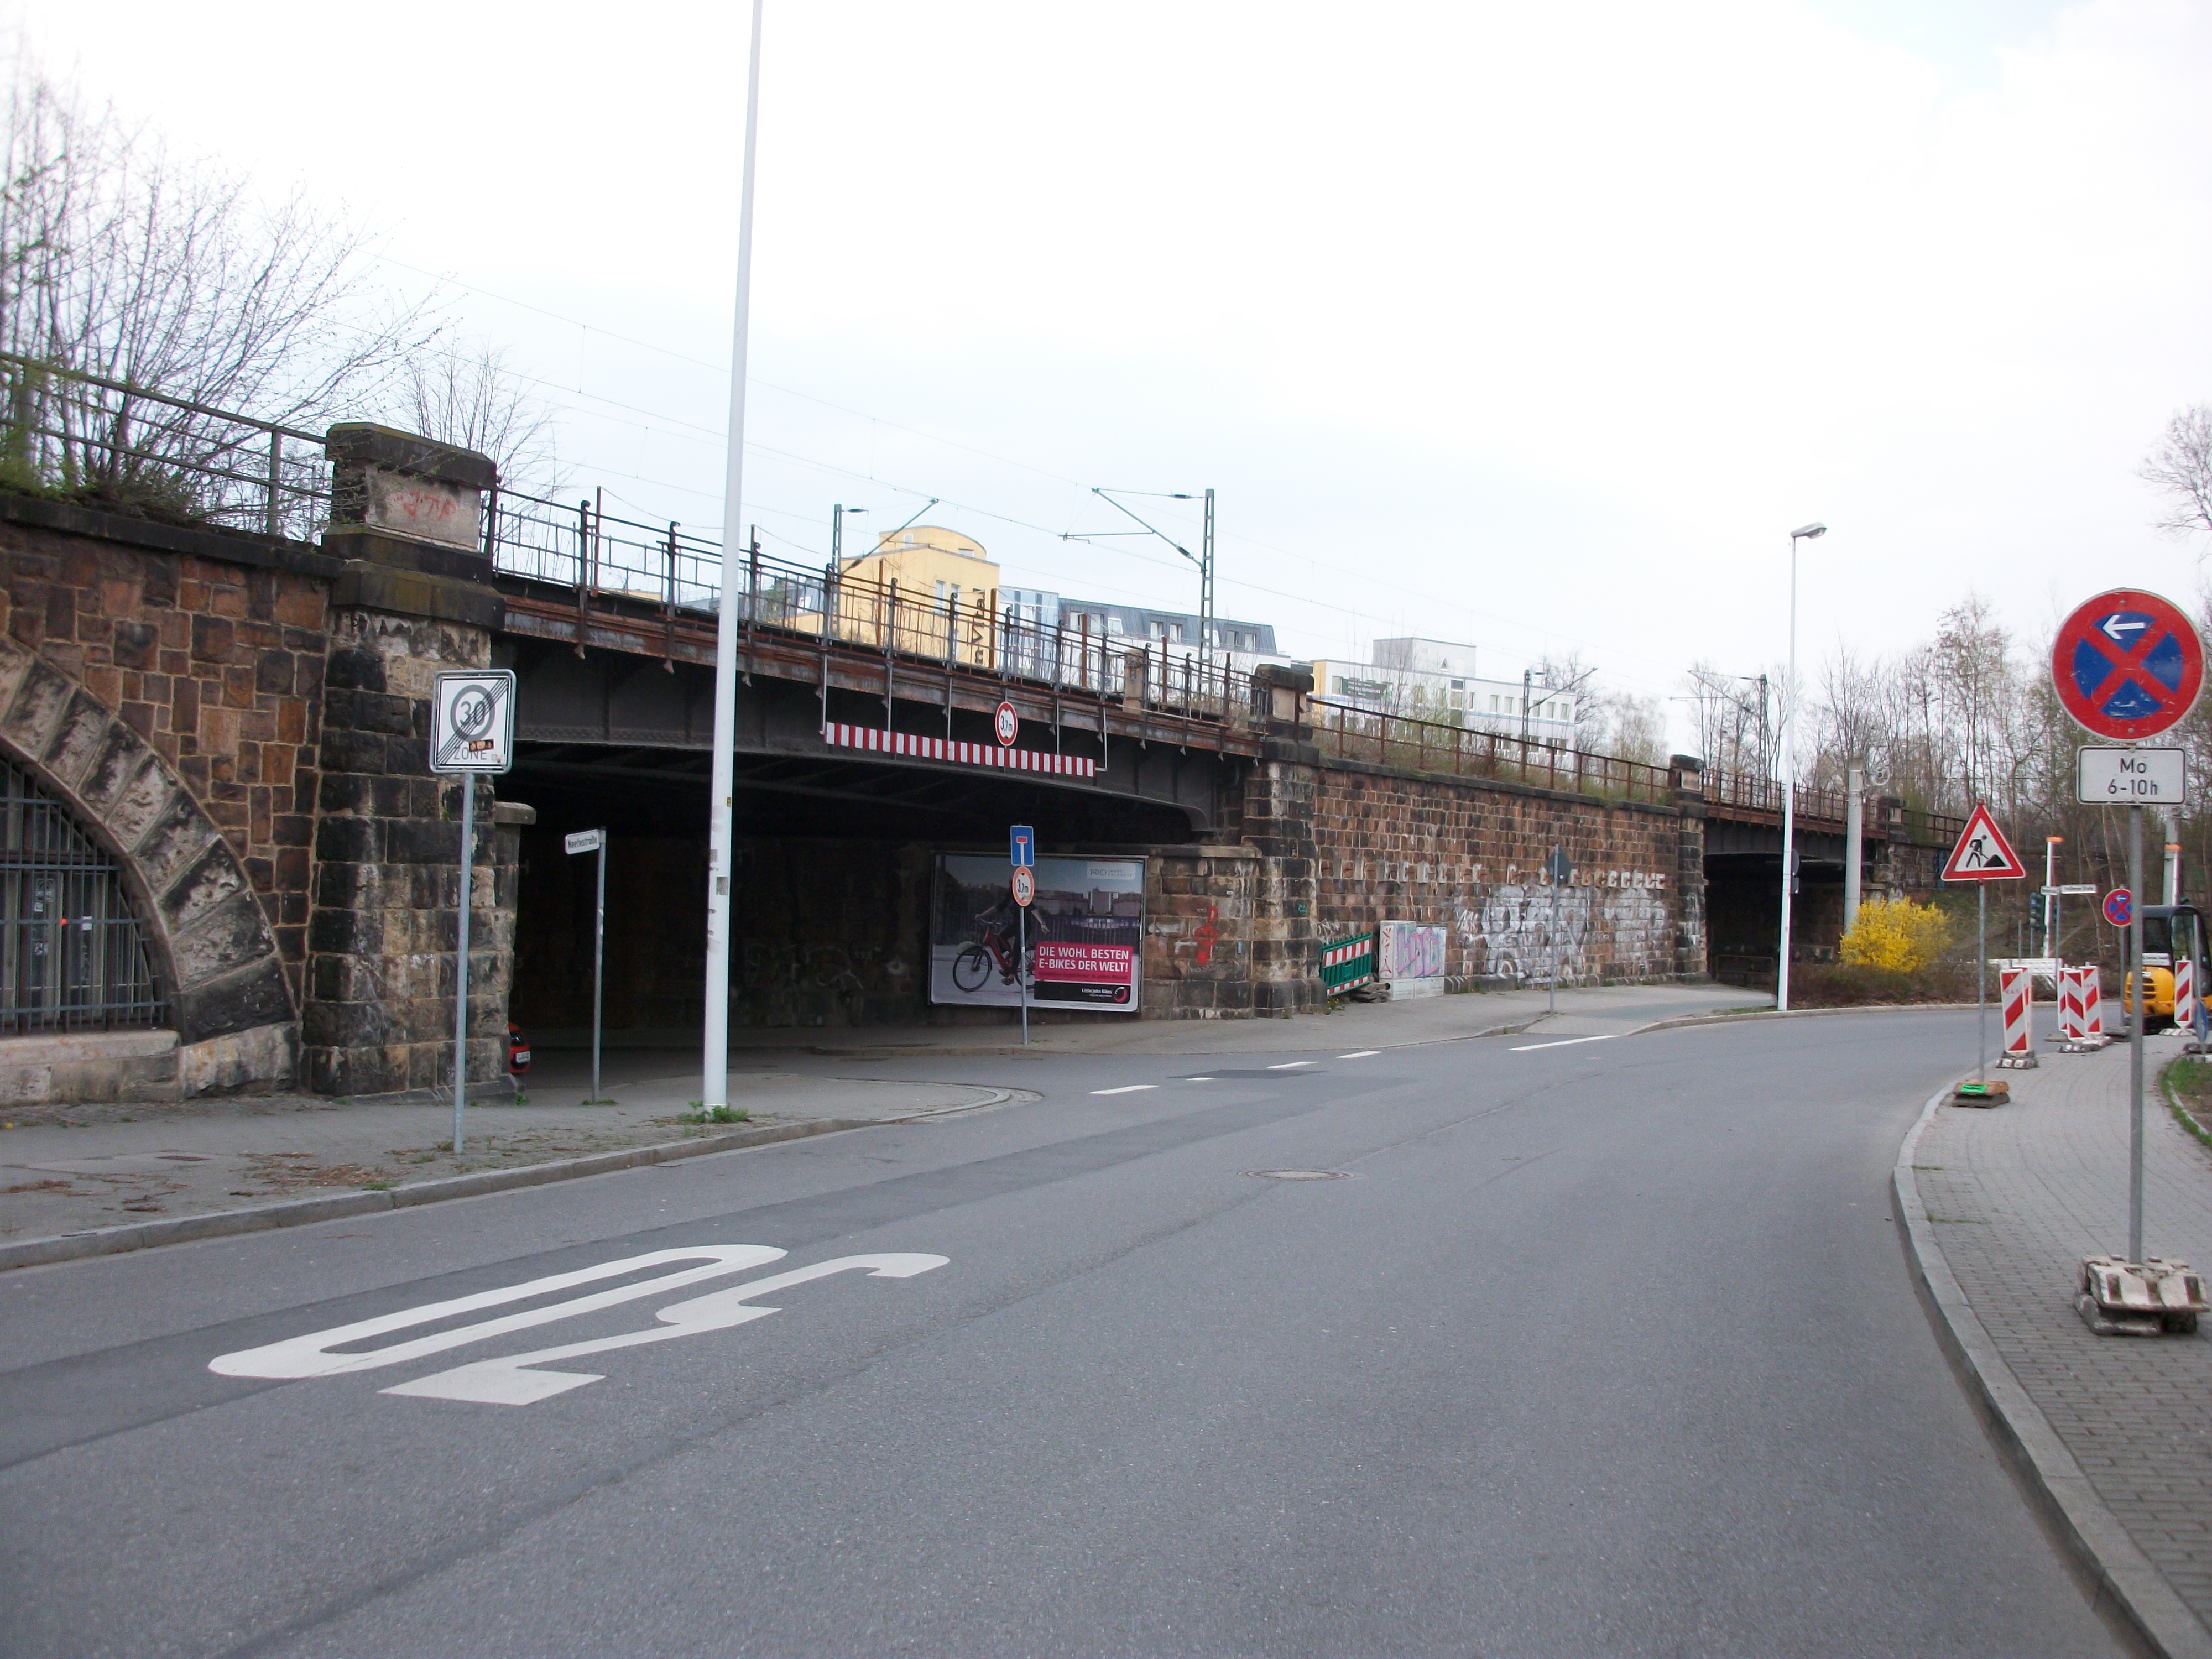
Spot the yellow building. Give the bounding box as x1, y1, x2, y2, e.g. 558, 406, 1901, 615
786, 525, 1004, 662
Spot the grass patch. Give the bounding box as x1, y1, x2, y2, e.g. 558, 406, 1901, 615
678, 1105, 749, 1125
2162, 1056, 2212, 1151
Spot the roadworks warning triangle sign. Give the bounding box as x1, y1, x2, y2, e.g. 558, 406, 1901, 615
1943, 802, 2028, 882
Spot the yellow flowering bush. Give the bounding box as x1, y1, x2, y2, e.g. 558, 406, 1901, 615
1839, 897, 1950, 974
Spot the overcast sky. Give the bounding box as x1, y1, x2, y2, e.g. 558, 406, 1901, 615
21, 1, 2212, 732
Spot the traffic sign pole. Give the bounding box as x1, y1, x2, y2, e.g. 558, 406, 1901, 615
594, 837, 605, 1103
453, 770, 473, 1154
1977, 884, 1986, 1086
430, 670, 517, 1156
2131, 804, 2145, 1263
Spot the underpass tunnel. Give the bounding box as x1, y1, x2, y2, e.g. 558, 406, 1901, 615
503, 741, 1206, 1045
1704, 845, 1849, 987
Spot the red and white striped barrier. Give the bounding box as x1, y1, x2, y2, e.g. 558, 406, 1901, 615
1996, 965, 2038, 1068
2177, 953, 2199, 1035
822, 722, 1097, 778
2060, 964, 2107, 1049
2081, 968, 2105, 1041
2058, 965, 2086, 1041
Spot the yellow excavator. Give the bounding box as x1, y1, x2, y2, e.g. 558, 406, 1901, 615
2122, 904, 2209, 1034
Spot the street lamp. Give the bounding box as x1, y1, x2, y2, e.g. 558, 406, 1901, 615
1776, 521, 1826, 1013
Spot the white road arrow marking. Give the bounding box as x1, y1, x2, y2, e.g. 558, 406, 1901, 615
380, 1254, 949, 1405
210, 1246, 785, 1380
2102, 614, 2148, 644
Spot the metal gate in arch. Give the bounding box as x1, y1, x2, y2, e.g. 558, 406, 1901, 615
0, 760, 166, 1033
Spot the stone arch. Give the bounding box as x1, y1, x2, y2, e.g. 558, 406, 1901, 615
0, 634, 296, 1092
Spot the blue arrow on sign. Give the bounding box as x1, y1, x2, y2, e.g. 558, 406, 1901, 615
1010, 825, 1035, 868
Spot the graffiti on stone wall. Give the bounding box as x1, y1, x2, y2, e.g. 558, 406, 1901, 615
1451, 870, 1674, 985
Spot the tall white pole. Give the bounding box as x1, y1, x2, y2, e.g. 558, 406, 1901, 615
1776, 535, 1798, 1013
702, 0, 765, 1113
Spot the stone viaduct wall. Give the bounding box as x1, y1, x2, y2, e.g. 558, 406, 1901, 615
1310, 757, 1703, 987
0, 425, 525, 1103
0, 466, 1708, 1099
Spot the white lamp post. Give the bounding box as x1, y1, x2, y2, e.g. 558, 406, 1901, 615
701, 0, 766, 1112
1776, 521, 1826, 1013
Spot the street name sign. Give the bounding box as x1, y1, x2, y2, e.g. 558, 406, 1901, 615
1943, 802, 2028, 882
565, 828, 604, 855
2057, 883, 2098, 896
2052, 588, 2204, 742
2077, 746, 2187, 806
430, 671, 515, 774
2104, 888, 2134, 929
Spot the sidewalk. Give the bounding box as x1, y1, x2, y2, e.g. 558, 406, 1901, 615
1900, 1038, 2212, 1659
0, 1066, 1001, 1249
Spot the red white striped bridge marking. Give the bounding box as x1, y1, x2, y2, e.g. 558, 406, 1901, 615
823, 723, 1096, 778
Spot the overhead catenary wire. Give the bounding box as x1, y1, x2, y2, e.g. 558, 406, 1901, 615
363, 255, 1682, 695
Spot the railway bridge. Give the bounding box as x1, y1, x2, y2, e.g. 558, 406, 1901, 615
0, 393, 1954, 1102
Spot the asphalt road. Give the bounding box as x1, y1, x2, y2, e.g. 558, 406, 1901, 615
0, 1011, 2131, 1657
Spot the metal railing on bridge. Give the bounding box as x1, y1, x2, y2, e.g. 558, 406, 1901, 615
0, 352, 330, 541
1310, 698, 1678, 806
1698, 764, 1965, 847
486, 488, 1259, 723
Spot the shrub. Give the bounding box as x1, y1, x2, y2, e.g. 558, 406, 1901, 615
1840, 897, 1950, 974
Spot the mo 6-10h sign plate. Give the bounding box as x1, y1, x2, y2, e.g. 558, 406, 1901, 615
430, 671, 515, 775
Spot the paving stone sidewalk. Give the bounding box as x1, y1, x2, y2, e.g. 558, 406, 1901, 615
1914, 1039, 2212, 1640
0, 1067, 999, 1243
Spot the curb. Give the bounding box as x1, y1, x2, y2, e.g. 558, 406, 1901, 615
0, 1089, 1015, 1275
1892, 1082, 2212, 1659
1631, 1001, 1982, 1036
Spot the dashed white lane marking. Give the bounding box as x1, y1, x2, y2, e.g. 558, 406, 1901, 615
1267, 1061, 1316, 1070
1510, 1034, 1621, 1052
1183, 1077, 1215, 1082
1337, 1050, 1380, 1059
1091, 1084, 1158, 1095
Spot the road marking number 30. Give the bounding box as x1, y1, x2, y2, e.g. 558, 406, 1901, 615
209, 1246, 948, 1406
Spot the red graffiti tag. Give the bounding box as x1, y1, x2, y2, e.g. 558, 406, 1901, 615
1194, 902, 1219, 966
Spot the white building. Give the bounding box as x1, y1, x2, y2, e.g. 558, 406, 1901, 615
1306, 637, 1577, 747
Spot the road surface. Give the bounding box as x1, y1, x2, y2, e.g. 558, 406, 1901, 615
0, 1011, 2130, 1656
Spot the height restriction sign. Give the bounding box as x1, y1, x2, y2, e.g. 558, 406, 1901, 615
2051, 588, 2204, 742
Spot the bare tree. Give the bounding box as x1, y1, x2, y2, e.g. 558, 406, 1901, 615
1, 54, 433, 524
394, 338, 564, 498
2142, 405, 2212, 540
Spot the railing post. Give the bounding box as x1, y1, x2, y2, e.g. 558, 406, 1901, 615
574, 498, 592, 658
265, 429, 282, 538
662, 520, 678, 671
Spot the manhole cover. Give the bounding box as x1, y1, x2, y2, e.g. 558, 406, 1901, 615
1245, 1169, 1353, 1181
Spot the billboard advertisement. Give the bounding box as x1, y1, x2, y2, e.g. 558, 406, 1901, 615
931, 854, 1145, 1012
